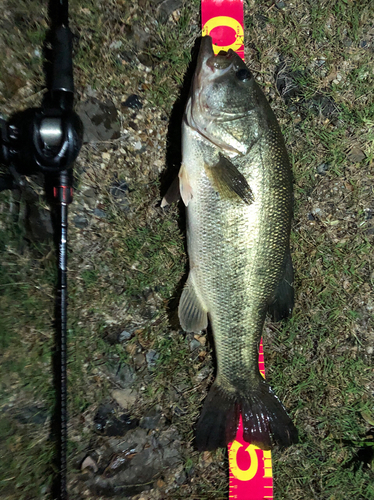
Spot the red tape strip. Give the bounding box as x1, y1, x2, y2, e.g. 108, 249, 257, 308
200, 2, 274, 498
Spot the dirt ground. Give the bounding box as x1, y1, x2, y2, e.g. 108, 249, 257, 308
0, 1, 373, 499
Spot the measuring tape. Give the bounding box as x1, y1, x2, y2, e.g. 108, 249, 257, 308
201, 1, 274, 498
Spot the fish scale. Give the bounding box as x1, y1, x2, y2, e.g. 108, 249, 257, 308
188, 148, 289, 387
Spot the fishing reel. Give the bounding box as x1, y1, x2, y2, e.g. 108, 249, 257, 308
0, 22, 83, 203
0, 103, 82, 202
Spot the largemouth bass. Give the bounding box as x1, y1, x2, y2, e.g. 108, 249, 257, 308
178, 37, 297, 451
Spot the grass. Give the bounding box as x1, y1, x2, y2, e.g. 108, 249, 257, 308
1, 0, 374, 498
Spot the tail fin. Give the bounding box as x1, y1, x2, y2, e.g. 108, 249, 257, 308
195, 380, 297, 451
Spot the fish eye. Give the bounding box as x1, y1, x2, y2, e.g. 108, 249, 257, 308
236, 68, 252, 82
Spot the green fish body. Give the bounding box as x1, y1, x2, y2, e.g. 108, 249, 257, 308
178, 36, 297, 450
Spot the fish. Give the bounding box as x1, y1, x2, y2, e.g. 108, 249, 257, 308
176, 36, 298, 451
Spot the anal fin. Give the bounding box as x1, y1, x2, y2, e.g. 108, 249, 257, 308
268, 248, 294, 322
178, 274, 208, 333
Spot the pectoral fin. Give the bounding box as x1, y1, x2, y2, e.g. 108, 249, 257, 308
179, 163, 193, 206
205, 154, 254, 205
178, 274, 208, 333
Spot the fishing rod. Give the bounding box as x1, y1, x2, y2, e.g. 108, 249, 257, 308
0, 0, 82, 498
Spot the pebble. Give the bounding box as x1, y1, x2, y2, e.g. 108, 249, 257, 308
77, 97, 120, 142
195, 366, 211, 382
82, 187, 97, 209
109, 40, 123, 50
348, 147, 365, 163
146, 349, 159, 370
133, 352, 146, 368
93, 208, 106, 218
122, 94, 143, 110
73, 215, 88, 229
189, 339, 201, 351
112, 388, 137, 409
119, 330, 133, 341
317, 163, 330, 175
81, 455, 98, 473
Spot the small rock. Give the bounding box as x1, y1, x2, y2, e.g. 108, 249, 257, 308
81, 456, 98, 473
94, 403, 139, 436
146, 349, 159, 370
364, 209, 372, 220
113, 363, 136, 388
94, 404, 115, 432
109, 40, 123, 50
83, 187, 97, 209
77, 98, 121, 143
189, 339, 201, 351
112, 388, 137, 409
73, 215, 88, 228
119, 330, 133, 341
93, 208, 106, 218
24, 197, 54, 244
275, 0, 286, 8
88, 427, 183, 496
347, 147, 365, 163
195, 366, 211, 382
317, 163, 330, 175
138, 52, 153, 68
106, 414, 139, 437
122, 94, 143, 110
133, 352, 146, 369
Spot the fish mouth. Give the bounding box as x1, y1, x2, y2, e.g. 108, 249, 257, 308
194, 36, 236, 89
186, 36, 245, 154
188, 36, 237, 129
